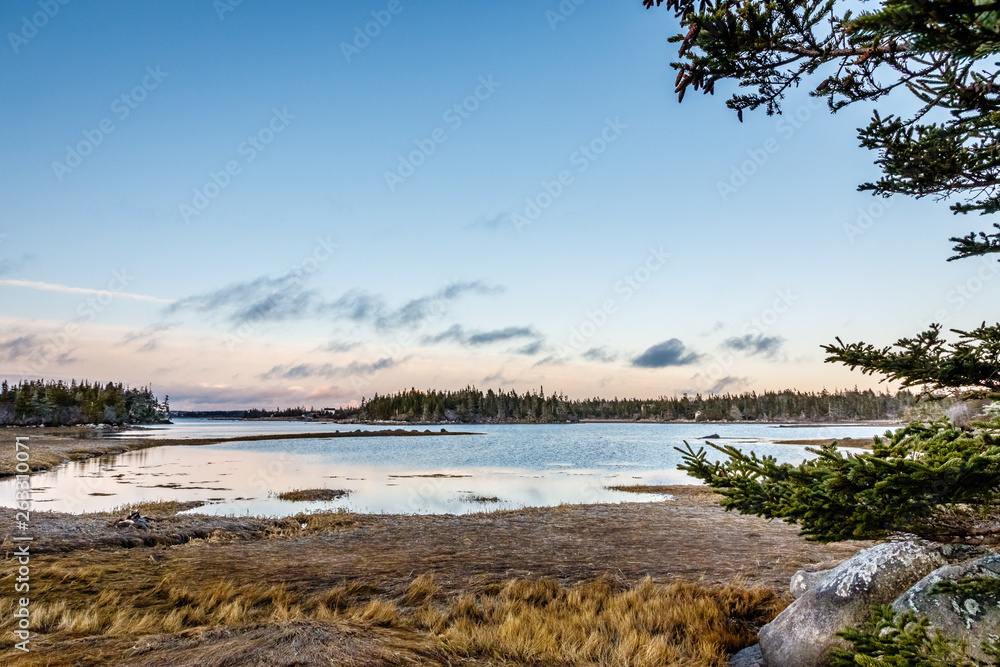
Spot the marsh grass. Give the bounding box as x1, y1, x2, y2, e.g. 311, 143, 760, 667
109, 500, 207, 516
606, 485, 679, 494
459, 493, 501, 503
0, 564, 785, 666
430, 576, 783, 666
275, 488, 350, 502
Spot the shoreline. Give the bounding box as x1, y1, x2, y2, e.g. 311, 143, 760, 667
0, 428, 480, 478
0, 490, 873, 664
234, 416, 903, 426
0, 426, 885, 665
0, 424, 883, 480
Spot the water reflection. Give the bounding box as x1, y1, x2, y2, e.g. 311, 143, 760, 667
3, 420, 892, 516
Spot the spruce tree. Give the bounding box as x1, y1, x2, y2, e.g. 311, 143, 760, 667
643, 0, 1000, 246
642, 0, 1000, 544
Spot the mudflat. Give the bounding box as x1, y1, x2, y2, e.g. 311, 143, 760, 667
1, 485, 870, 666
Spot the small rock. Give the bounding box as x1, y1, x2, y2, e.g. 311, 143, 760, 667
701, 433, 721, 439
113, 509, 153, 529
730, 644, 763, 667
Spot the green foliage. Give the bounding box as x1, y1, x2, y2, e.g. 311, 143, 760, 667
823, 323, 1000, 396
677, 419, 1000, 542
829, 605, 995, 666
643, 2, 1000, 658
354, 386, 915, 423
952, 224, 1000, 261
930, 575, 1000, 599
0, 378, 168, 426
644, 0, 1000, 243
243, 406, 312, 418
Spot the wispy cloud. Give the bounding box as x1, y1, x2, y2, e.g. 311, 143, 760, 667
0, 279, 171, 303
259, 357, 402, 380
425, 324, 538, 347
0, 253, 33, 277
707, 375, 749, 394
320, 340, 363, 353
167, 274, 316, 325
167, 275, 503, 333
722, 334, 785, 359
632, 339, 701, 368
699, 321, 724, 337
465, 211, 509, 231
482, 369, 516, 385
513, 340, 543, 355
122, 322, 176, 352
367, 282, 503, 331
582, 346, 617, 363
0, 333, 78, 366
532, 354, 566, 367
0, 335, 40, 362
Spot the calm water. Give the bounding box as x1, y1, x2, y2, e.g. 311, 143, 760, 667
5, 419, 894, 516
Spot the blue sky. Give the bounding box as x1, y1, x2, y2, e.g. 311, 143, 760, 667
1, 0, 996, 409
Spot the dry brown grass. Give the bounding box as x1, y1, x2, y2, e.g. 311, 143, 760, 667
429, 576, 784, 666
0, 566, 784, 666
109, 500, 208, 516
606, 484, 680, 494
402, 573, 441, 607
276, 488, 350, 502
0, 488, 869, 664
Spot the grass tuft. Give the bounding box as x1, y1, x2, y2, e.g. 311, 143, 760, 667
433, 576, 784, 666
0, 567, 783, 666
401, 573, 441, 607
355, 599, 405, 627
275, 488, 350, 502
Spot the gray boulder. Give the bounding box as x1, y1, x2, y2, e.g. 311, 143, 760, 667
759, 541, 988, 667
730, 644, 763, 667
790, 568, 835, 598
892, 552, 1000, 662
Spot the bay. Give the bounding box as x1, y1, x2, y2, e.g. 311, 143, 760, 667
2, 419, 894, 516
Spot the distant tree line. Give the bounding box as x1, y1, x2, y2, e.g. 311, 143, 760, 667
0, 379, 169, 426
354, 387, 917, 423
172, 410, 245, 419
243, 406, 312, 419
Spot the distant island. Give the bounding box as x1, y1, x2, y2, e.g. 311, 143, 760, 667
0, 379, 169, 426
183, 386, 920, 424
